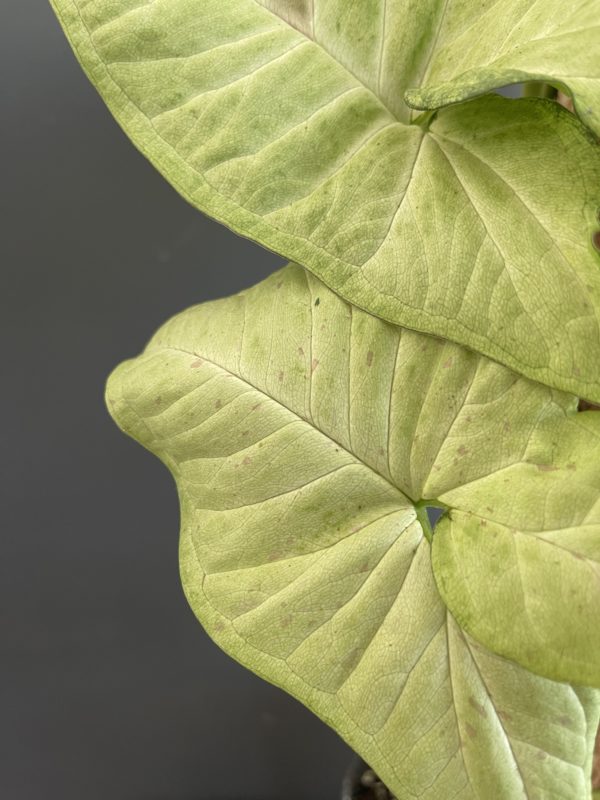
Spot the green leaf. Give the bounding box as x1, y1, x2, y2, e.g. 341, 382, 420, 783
51, 0, 600, 400
431, 409, 600, 687
405, 1, 600, 137
106, 264, 600, 796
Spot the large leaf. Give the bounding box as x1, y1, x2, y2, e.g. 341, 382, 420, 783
405, 1, 600, 136
106, 264, 600, 796
52, 0, 600, 400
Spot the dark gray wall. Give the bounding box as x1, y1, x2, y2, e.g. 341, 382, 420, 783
2, 3, 353, 797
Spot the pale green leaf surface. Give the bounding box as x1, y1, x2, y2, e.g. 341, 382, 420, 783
106, 265, 600, 796
52, 0, 600, 400
432, 409, 600, 688
405, 0, 600, 137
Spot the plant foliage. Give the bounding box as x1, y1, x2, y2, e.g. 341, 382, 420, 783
51, 0, 600, 399
107, 265, 600, 798
51, 0, 600, 796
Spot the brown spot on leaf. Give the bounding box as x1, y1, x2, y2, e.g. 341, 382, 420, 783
278, 370, 284, 382
242, 456, 252, 466
469, 697, 487, 718
557, 715, 573, 728
366, 350, 374, 367
537, 464, 558, 472
154, 396, 162, 405
298, 346, 305, 356
465, 722, 477, 740
443, 357, 453, 369
457, 445, 468, 456
567, 462, 577, 471
497, 709, 512, 723
252, 402, 262, 411
215, 399, 222, 409
311, 358, 320, 373
190, 358, 204, 368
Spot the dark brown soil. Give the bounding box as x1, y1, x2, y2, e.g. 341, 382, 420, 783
578, 399, 600, 412
345, 766, 396, 800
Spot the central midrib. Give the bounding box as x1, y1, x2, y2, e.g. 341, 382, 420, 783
252, 0, 442, 125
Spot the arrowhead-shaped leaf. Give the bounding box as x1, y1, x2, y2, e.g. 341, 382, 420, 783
405, 1, 600, 137
106, 264, 600, 797
52, 0, 600, 400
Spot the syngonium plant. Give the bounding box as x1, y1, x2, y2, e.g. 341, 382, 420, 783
51, 0, 600, 796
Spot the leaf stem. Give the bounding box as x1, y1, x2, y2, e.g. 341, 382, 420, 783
415, 500, 447, 543
412, 109, 438, 131
416, 506, 434, 543
522, 82, 558, 100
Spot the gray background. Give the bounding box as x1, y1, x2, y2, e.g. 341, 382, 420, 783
3, 3, 354, 797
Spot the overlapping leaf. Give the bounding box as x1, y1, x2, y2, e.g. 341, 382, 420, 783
405, 0, 600, 136
52, 0, 600, 400
106, 265, 600, 797
432, 413, 600, 688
